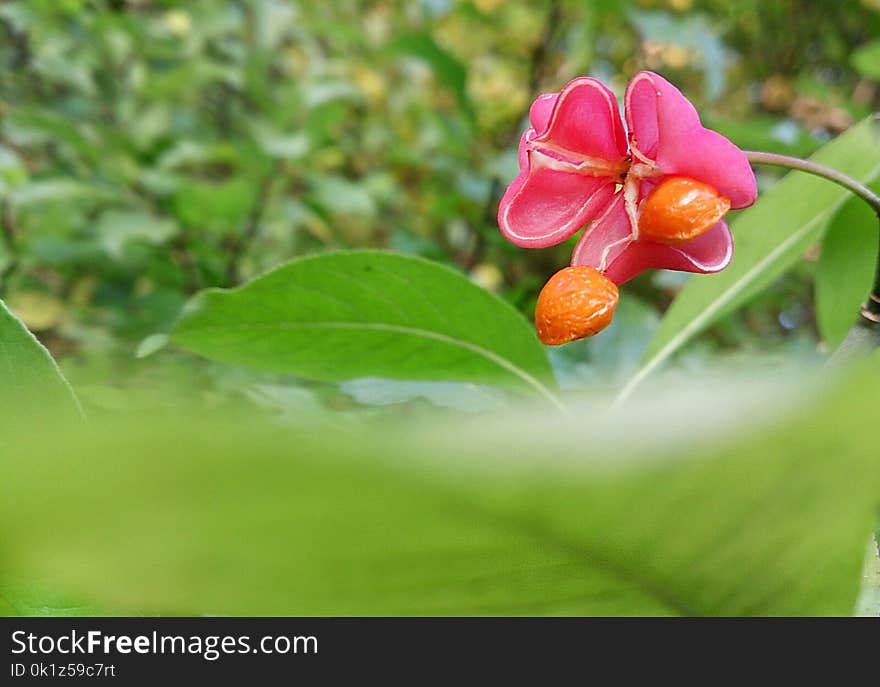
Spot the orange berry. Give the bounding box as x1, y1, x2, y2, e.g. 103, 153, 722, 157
638, 176, 731, 244
535, 266, 619, 345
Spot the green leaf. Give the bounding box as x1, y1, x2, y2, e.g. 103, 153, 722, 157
852, 40, 880, 80
310, 175, 376, 217
97, 209, 178, 259
625, 117, 880, 399
11, 179, 113, 207
339, 377, 505, 412
1, 363, 878, 615
0, 584, 94, 617
172, 251, 559, 404
815, 193, 878, 349
0, 593, 16, 616
135, 333, 170, 359
0, 298, 82, 419
172, 177, 257, 233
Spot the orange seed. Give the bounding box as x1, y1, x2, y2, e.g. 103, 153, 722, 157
535, 266, 619, 345
638, 176, 731, 244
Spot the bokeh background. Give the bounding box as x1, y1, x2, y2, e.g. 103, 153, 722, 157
1, 0, 879, 399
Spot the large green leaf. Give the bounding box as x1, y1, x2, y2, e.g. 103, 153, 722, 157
815, 192, 878, 349
0, 583, 94, 617
172, 251, 559, 405
622, 117, 880, 400
0, 298, 81, 418
1, 363, 878, 616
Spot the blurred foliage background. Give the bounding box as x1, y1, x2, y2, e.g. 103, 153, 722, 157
1, 0, 879, 399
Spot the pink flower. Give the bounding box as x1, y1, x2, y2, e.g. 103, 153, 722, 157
498, 71, 757, 285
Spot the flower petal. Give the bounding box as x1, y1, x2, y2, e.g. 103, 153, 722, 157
498, 168, 617, 248
570, 194, 633, 273
603, 220, 734, 285
535, 77, 628, 162
529, 93, 558, 136
499, 79, 629, 248
516, 129, 533, 170
625, 71, 757, 209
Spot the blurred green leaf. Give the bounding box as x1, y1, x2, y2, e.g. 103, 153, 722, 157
11, 179, 113, 207
97, 209, 178, 260
0, 584, 93, 617
310, 175, 376, 217
851, 40, 880, 79
173, 177, 256, 233
0, 298, 81, 418
252, 123, 310, 160
5, 108, 98, 163
815, 193, 878, 349
627, 117, 880, 399
0, 593, 16, 616
1, 363, 878, 615
339, 377, 505, 412
135, 333, 170, 359
172, 251, 558, 401
0, 145, 28, 194
251, 0, 297, 51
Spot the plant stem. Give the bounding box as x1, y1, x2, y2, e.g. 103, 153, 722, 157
744, 151, 880, 214
744, 150, 880, 322
865, 234, 880, 324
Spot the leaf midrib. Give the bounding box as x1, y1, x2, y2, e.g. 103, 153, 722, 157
178, 320, 564, 410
